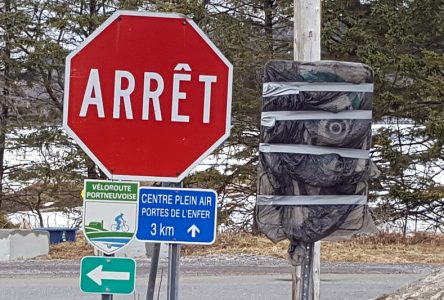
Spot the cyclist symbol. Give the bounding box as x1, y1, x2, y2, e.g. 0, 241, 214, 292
111, 213, 129, 232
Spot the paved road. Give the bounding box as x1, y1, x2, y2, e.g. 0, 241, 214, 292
0, 255, 438, 300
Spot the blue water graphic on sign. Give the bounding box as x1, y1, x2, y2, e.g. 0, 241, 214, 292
136, 187, 217, 244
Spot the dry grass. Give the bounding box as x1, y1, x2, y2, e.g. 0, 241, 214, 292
182, 232, 289, 258
39, 233, 94, 260
42, 231, 444, 264
0, 213, 16, 229
183, 232, 444, 264
321, 232, 444, 264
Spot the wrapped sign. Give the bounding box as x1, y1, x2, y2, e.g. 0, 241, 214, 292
257, 60, 379, 244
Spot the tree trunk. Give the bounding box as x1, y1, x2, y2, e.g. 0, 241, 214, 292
36, 208, 44, 228
403, 205, 409, 237
0, 0, 12, 209
251, 204, 260, 235
88, 0, 97, 34
263, 0, 274, 57
0, 104, 8, 210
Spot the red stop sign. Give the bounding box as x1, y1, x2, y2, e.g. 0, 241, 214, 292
63, 11, 232, 182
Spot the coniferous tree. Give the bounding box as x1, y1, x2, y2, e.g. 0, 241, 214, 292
323, 0, 444, 233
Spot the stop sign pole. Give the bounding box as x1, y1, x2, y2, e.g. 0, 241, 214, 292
63, 11, 232, 300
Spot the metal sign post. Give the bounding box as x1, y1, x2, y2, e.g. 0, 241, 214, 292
293, 1, 321, 299
165, 182, 182, 300
146, 243, 161, 300
146, 182, 182, 300
102, 293, 112, 300
138, 182, 218, 300
101, 253, 114, 300
167, 244, 181, 300
290, 242, 319, 300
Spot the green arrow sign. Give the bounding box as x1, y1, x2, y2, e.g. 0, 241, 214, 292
80, 256, 136, 294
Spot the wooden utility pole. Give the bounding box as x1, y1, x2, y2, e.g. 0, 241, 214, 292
294, 0, 321, 61
292, 1, 321, 300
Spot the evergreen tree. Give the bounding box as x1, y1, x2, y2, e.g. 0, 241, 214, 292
324, 0, 444, 233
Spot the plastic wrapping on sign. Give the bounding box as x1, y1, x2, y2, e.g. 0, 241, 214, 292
257, 161, 377, 243
262, 60, 374, 113
262, 119, 372, 149
256, 60, 378, 245
259, 152, 378, 189
256, 202, 374, 243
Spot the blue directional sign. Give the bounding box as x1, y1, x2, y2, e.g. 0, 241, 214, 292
136, 187, 217, 244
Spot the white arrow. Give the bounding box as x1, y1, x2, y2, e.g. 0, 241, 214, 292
87, 265, 130, 286
187, 224, 200, 238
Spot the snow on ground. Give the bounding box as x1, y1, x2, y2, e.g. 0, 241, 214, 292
7, 208, 82, 229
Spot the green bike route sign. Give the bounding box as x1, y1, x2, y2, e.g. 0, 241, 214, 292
83, 179, 139, 254
80, 256, 136, 294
